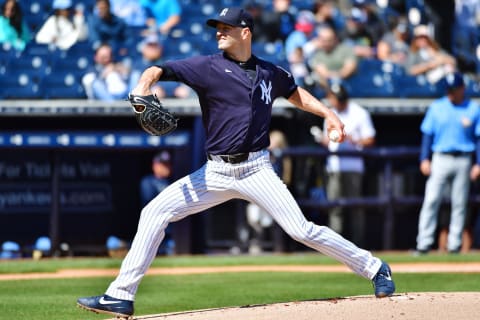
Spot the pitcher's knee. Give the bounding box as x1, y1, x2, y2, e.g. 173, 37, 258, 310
140, 203, 169, 223
288, 222, 325, 244
289, 231, 310, 244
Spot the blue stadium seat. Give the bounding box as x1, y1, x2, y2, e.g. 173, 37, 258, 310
23, 1, 50, 32
0, 47, 19, 74
252, 41, 285, 65
465, 77, 480, 98
0, 73, 43, 99
405, 0, 428, 25
162, 36, 202, 60
344, 72, 397, 98
220, 0, 245, 7
23, 42, 62, 59
50, 56, 92, 79
342, 59, 408, 97
65, 41, 95, 60
182, 3, 213, 18
5, 55, 51, 82
42, 72, 86, 99
395, 74, 442, 98
291, 0, 316, 10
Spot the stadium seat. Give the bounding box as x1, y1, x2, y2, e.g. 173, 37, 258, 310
344, 72, 397, 98
162, 36, 202, 60
345, 59, 408, 97
0, 47, 19, 74
252, 41, 285, 65
465, 77, 480, 98
67, 41, 95, 57
42, 72, 86, 99
0, 73, 43, 99
5, 55, 51, 82
22, 42, 63, 61
23, 1, 49, 32
395, 74, 442, 98
405, 0, 428, 25
50, 56, 91, 79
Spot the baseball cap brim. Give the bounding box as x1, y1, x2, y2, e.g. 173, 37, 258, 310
206, 17, 252, 29
206, 18, 231, 28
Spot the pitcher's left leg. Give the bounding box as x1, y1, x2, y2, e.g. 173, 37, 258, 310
235, 165, 381, 280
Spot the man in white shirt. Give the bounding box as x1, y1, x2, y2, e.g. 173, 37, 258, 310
321, 83, 376, 247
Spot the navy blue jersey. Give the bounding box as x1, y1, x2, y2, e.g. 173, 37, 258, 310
163, 53, 297, 154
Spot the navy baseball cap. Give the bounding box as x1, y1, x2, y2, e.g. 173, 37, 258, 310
206, 7, 254, 31
153, 151, 171, 163
444, 72, 464, 91
328, 83, 349, 102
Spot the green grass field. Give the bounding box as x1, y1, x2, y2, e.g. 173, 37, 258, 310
0, 252, 479, 320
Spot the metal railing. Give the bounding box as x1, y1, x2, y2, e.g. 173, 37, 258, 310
282, 146, 480, 250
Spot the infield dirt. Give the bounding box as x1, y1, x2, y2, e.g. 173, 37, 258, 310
123, 292, 479, 320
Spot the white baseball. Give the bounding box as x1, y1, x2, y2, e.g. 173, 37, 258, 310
329, 130, 340, 142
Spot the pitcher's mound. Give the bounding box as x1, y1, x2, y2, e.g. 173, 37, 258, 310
126, 292, 479, 320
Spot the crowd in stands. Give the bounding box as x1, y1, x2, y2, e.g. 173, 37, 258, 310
0, 0, 479, 100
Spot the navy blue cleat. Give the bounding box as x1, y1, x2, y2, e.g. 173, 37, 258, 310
77, 294, 134, 318
372, 261, 395, 298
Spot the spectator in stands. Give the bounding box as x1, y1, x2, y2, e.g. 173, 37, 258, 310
140, 150, 175, 255
244, 0, 268, 43
312, 0, 345, 32
376, 15, 410, 66
128, 33, 192, 98
82, 43, 130, 101
35, 0, 88, 50
342, 6, 376, 59
87, 0, 129, 54
111, 0, 147, 27
285, 10, 316, 87
416, 72, 480, 254
254, 0, 295, 44
318, 83, 375, 247
0, 0, 30, 51
307, 25, 358, 89
141, 0, 181, 37
405, 25, 457, 85
350, 0, 385, 46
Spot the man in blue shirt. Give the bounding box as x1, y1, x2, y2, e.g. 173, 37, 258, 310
77, 7, 395, 318
141, 0, 181, 36
87, 0, 131, 54
416, 72, 480, 254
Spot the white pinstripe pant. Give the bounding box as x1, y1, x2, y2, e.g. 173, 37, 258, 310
106, 150, 382, 301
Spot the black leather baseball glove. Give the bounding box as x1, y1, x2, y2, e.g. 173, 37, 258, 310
128, 93, 178, 136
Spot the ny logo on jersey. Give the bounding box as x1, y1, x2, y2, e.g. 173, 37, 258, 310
220, 8, 228, 16
260, 80, 272, 104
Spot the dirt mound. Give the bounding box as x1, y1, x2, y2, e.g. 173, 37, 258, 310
129, 292, 479, 320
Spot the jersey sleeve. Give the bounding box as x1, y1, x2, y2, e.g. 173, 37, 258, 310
420, 103, 436, 135
163, 56, 210, 92
274, 65, 298, 99
359, 108, 376, 138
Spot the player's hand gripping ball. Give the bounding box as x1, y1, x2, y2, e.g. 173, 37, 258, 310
128, 93, 178, 136
329, 129, 340, 142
